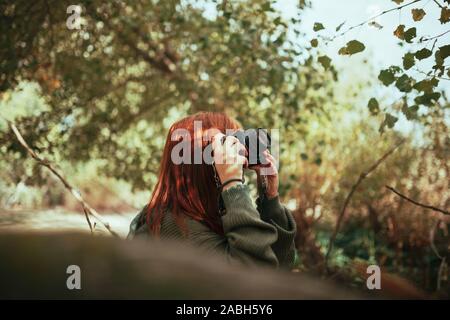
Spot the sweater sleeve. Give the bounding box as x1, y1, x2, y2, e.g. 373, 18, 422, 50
185, 184, 279, 268
256, 195, 297, 269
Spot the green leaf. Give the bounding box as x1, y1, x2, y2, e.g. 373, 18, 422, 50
310, 39, 318, 47
347, 40, 365, 54
415, 48, 432, 60
379, 113, 398, 133
338, 40, 365, 55
378, 66, 401, 86
439, 44, 450, 60
403, 27, 416, 43
402, 104, 419, 120
314, 157, 322, 165
378, 70, 395, 86
402, 52, 415, 70
413, 78, 439, 93
433, 47, 449, 74
313, 22, 324, 31
395, 74, 414, 92
368, 98, 380, 115
411, 8, 426, 21
386, 114, 398, 128
414, 92, 441, 106
262, 2, 272, 12
434, 49, 445, 68
318, 55, 331, 69
273, 34, 284, 45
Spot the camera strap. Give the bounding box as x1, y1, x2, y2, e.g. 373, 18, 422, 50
260, 174, 268, 195
212, 162, 222, 189
211, 162, 226, 216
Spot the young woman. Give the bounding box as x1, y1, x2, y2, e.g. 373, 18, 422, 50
128, 112, 297, 268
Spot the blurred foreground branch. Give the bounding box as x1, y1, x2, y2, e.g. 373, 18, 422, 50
325, 139, 405, 271
386, 186, 450, 216
5, 119, 119, 237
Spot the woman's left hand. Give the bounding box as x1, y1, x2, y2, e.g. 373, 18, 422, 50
250, 150, 279, 200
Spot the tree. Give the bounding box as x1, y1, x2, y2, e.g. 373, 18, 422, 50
0, 0, 334, 189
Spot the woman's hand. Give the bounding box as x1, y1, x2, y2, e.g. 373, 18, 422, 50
212, 133, 248, 191
251, 150, 279, 199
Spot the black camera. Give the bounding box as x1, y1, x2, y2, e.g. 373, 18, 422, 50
223, 128, 271, 166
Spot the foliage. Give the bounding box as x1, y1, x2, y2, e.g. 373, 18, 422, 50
287, 105, 449, 293
311, 0, 450, 132
0, 0, 335, 189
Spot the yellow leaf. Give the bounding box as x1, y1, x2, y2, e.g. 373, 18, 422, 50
440, 7, 450, 24
411, 8, 426, 21
393, 25, 405, 39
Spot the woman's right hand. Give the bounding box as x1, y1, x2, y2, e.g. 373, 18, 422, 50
211, 133, 248, 190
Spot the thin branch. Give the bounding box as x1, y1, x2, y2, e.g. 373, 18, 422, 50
430, 220, 443, 260
431, 38, 438, 52
413, 68, 450, 81
325, 139, 405, 270
81, 205, 94, 234
432, 0, 444, 8
428, 219, 448, 290
386, 186, 449, 215
421, 29, 450, 42
5, 118, 119, 237
327, 0, 422, 42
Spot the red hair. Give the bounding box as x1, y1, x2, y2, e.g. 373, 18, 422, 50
145, 112, 241, 236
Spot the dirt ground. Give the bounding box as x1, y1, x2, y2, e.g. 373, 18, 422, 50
0, 208, 137, 238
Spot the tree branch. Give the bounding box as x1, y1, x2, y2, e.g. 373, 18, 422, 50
413, 68, 450, 81
386, 186, 449, 215
421, 29, 450, 42
328, 0, 422, 42
5, 118, 119, 237
325, 139, 405, 270
430, 219, 446, 291
432, 0, 444, 9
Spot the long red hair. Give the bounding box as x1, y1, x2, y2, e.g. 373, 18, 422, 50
145, 112, 241, 236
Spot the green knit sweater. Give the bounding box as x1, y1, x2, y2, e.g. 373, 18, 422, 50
128, 184, 297, 269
